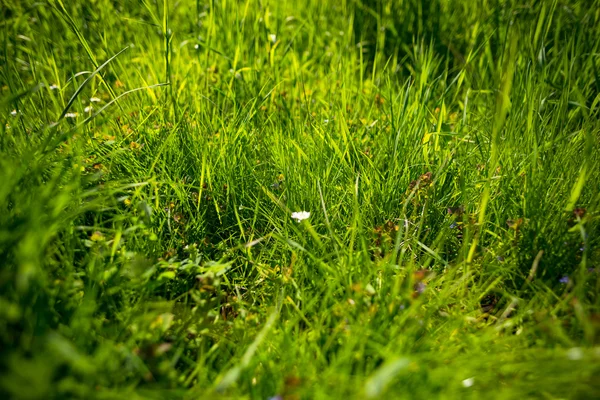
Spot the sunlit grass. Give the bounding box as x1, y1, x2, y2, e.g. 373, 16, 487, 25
1, 0, 599, 398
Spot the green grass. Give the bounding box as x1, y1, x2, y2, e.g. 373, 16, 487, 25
1, 0, 600, 398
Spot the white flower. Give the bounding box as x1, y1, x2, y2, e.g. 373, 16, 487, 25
10, 110, 17, 116
462, 377, 474, 388
291, 211, 310, 222
65, 112, 78, 118
194, 44, 200, 49
84, 106, 93, 113
268, 34, 277, 44
49, 84, 59, 90
90, 97, 101, 103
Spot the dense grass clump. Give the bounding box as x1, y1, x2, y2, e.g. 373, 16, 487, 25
1, 0, 599, 398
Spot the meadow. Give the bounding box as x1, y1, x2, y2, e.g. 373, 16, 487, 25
1, 0, 599, 398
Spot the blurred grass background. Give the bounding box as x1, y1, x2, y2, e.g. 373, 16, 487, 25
1, 0, 599, 398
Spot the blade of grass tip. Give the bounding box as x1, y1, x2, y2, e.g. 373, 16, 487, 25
524, 250, 544, 286
416, 241, 448, 268
36, 47, 130, 156
565, 164, 587, 212
240, 234, 271, 250
468, 32, 518, 264
148, 118, 182, 175
57, 47, 129, 122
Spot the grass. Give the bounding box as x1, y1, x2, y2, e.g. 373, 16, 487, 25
1, 0, 599, 398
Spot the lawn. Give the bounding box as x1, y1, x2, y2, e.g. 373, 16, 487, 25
1, 0, 599, 398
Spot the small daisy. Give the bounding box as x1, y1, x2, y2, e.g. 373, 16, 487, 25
10, 109, 17, 116
291, 211, 310, 222
84, 106, 93, 113
194, 44, 200, 50
90, 97, 101, 103
268, 34, 277, 44
462, 377, 474, 388
65, 112, 78, 118
49, 84, 59, 90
